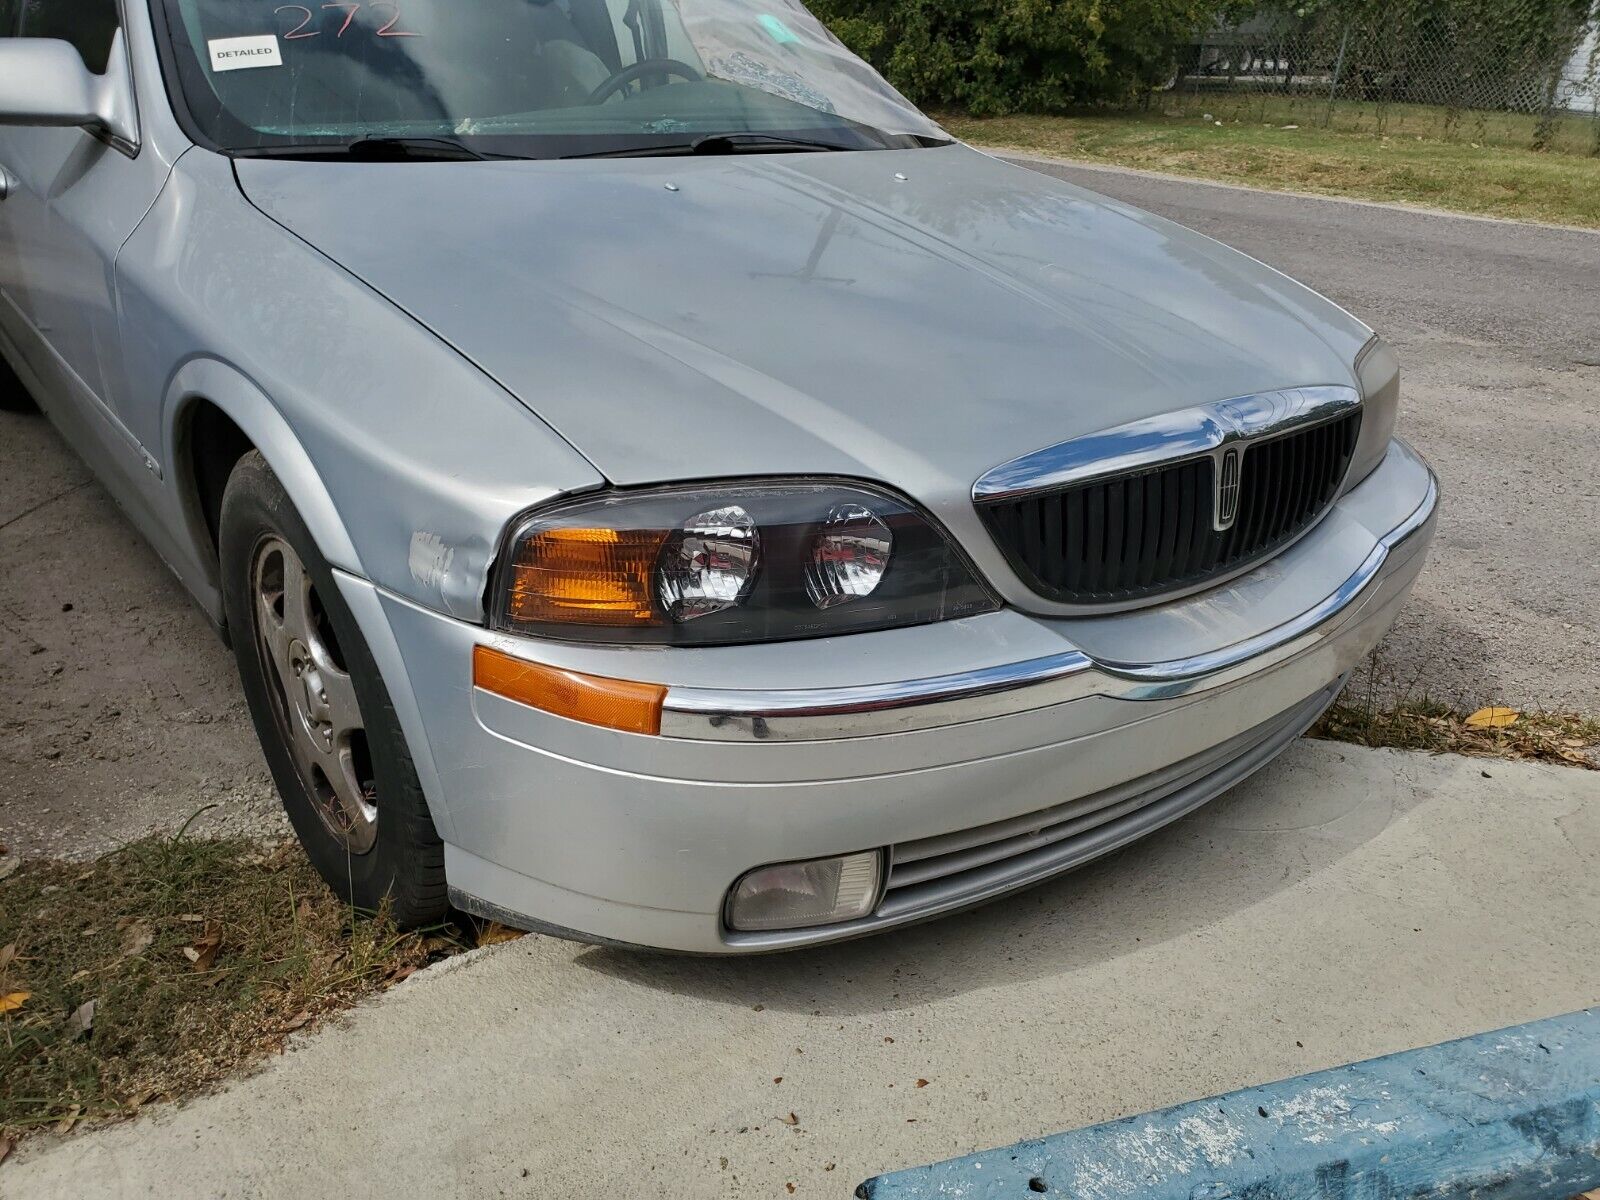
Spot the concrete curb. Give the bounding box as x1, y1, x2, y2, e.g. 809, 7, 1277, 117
859, 1007, 1600, 1199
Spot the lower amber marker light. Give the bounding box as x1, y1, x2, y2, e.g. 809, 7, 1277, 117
472, 645, 666, 735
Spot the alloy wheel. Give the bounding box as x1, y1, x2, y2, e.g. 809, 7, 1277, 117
250, 535, 378, 853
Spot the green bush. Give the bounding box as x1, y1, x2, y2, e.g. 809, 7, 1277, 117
810, 0, 1226, 114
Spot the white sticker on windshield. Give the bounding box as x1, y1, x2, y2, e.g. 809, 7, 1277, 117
208, 35, 282, 72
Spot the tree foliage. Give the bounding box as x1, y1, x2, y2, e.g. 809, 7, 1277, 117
808, 0, 1227, 114
810, 0, 1595, 115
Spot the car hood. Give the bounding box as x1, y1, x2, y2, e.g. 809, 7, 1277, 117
235, 145, 1370, 505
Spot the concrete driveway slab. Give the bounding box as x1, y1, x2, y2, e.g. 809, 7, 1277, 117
8, 740, 1597, 1198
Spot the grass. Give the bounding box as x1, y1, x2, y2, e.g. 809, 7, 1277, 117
945, 100, 1600, 228
1309, 654, 1600, 767
0, 828, 508, 1148
1168, 91, 1600, 157
1311, 700, 1600, 766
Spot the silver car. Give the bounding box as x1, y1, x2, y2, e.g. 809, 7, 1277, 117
0, 0, 1436, 951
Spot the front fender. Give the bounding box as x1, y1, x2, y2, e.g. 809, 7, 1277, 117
115, 147, 604, 623
166, 356, 363, 583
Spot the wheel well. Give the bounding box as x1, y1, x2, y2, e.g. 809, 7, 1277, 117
183, 399, 256, 561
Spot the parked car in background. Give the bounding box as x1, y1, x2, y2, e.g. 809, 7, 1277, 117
0, 0, 1436, 951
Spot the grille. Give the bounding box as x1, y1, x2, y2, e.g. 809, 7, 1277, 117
980, 411, 1361, 605
876, 680, 1341, 921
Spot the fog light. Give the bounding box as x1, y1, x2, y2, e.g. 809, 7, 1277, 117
726, 851, 882, 932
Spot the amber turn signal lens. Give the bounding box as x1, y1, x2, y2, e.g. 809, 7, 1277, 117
472, 645, 666, 735
504, 526, 666, 627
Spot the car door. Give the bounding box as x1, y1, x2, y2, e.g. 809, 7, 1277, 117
0, 0, 173, 458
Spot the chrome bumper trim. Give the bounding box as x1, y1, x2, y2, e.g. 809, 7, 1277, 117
658, 470, 1437, 742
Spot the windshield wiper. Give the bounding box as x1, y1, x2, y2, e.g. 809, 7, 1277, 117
563, 132, 857, 159
690, 132, 854, 155
232, 136, 495, 162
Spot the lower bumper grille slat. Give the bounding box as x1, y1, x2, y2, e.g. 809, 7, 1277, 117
878, 680, 1344, 920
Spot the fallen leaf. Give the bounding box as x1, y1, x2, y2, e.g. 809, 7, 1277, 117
283, 1011, 313, 1032
1465, 706, 1519, 729
915, 1078, 930, 1088
64, 999, 96, 1039
296, 897, 314, 922
184, 926, 222, 972
386, 964, 418, 986
120, 920, 154, 959
0, 859, 19, 882
476, 922, 524, 947
54, 1105, 81, 1134
779, 1112, 799, 1126
0, 1136, 11, 1165
176, 913, 205, 923
0, 991, 30, 1014
0, 943, 14, 972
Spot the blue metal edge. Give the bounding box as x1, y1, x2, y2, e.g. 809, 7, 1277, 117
858, 1007, 1600, 1200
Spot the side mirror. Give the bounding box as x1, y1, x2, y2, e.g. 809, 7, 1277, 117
0, 31, 138, 150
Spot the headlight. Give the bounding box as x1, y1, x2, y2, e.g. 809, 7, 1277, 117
1349, 335, 1400, 486
491, 480, 998, 645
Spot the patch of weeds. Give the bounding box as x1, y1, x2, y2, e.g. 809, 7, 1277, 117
0, 830, 496, 1144
1310, 699, 1600, 768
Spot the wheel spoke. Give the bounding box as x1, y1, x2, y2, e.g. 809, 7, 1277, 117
324, 742, 377, 852
255, 586, 296, 693
278, 551, 314, 644
317, 666, 363, 743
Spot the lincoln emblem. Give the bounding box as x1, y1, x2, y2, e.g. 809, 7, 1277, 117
1215, 446, 1242, 531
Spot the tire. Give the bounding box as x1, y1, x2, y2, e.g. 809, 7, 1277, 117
219, 451, 446, 926
0, 352, 39, 412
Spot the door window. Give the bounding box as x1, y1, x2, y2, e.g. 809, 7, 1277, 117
19, 0, 120, 73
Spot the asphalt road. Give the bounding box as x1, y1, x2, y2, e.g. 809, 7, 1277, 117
1, 162, 1597, 862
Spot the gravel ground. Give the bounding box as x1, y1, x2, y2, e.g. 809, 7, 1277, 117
1, 163, 1596, 861
0, 409, 286, 861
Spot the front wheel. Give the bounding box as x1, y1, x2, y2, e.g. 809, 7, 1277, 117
220, 451, 447, 926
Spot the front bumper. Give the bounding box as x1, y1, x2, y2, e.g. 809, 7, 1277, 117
343, 439, 1437, 953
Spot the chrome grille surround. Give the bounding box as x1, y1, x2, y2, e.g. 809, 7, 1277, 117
974, 386, 1363, 607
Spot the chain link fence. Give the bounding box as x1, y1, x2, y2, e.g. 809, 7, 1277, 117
1164, 0, 1600, 154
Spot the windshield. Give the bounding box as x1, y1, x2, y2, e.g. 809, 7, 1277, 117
154, 0, 946, 157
